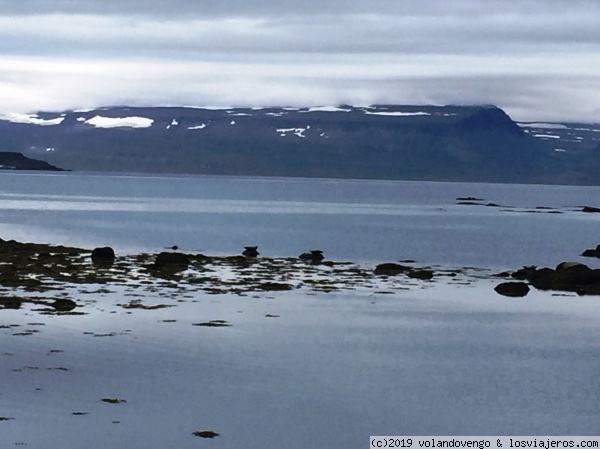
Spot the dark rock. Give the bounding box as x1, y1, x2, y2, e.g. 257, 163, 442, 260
242, 246, 259, 258
407, 269, 434, 280
193, 430, 219, 439
581, 244, 600, 258
50, 299, 77, 311
456, 197, 484, 201
374, 263, 411, 276
582, 206, 600, 213
494, 282, 530, 297
0, 296, 22, 309
258, 282, 294, 291
154, 252, 190, 270
91, 247, 115, 265
556, 261, 586, 271
299, 249, 324, 262
192, 320, 231, 327
101, 398, 127, 404
511, 266, 538, 280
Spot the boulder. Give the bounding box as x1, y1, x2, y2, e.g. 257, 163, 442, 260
50, 298, 77, 311
154, 252, 190, 270
556, 261, 587, 271
582, 206, 600, 213
242, 246, 259, 258
407, 269, 434, 280
91, 247, 115, 265
299, 250, 324, 262
374, 263, 411, 276
582, 244, 600, 258
494, 282, 530, 297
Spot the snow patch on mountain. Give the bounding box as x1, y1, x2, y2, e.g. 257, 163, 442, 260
517, 123, 569, 129
85, 116, 154, 128
188, 123, 207, 130
364, 111, 431, 117
277, 127, 308, 138
305, 106, 352, 113
1, 113, 65, 126
533, 134, 560, 139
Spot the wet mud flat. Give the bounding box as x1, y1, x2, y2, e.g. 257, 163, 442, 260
2, 238, 600, 447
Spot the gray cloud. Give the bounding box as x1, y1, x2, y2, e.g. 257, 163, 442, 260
0, 0, 596, 19
2, 3, 599, 57
0, 0, 598, 121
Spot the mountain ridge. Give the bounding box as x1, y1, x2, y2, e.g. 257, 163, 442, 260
1, 104, 599, 184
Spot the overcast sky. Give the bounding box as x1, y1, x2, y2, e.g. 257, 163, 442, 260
1, 0, 599, 121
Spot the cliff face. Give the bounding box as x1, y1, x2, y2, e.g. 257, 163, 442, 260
0, 104, 596, 183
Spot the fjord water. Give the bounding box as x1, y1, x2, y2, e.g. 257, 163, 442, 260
0, 171, 599, 269
2, 171, 600, 448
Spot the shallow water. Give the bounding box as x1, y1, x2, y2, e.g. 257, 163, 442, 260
1, 172, 600, 447
2, 276, 600, 448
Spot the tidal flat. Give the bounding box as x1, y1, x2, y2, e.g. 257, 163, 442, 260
2, 238, 600, 448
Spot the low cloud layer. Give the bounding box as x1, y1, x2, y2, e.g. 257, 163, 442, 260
1, 0, 599, 121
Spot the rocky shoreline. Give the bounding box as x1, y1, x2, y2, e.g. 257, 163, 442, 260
1, 237, 600, 315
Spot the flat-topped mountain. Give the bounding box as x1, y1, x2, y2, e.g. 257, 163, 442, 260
0, 104, 598, 183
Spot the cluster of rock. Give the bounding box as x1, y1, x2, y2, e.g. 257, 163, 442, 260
0, 237, 450, 315
511, 261, 600, 296
495, 253, 600, 297
5, 236, 600, 310
240, 246, 324, 263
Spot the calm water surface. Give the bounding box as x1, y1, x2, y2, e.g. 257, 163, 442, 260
0, 171, 599, 269
2, 171, 600, 447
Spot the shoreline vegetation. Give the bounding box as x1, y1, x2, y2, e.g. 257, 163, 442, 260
1, 237, 600, 316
